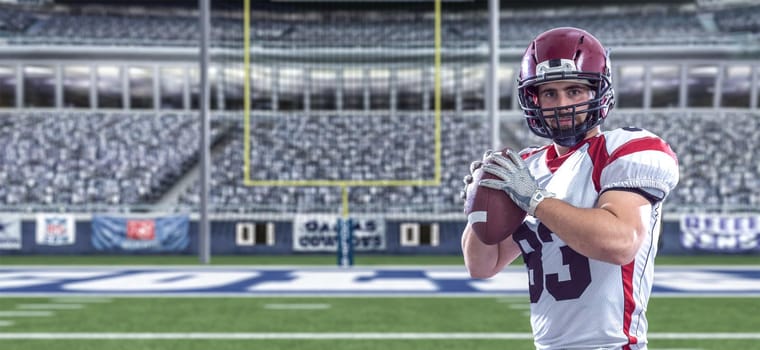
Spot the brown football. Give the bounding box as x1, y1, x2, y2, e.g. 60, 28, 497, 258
463, 149, 527, 245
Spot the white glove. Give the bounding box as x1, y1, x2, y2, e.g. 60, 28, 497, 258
479, 149, 555, 216
459, 151, 488, 201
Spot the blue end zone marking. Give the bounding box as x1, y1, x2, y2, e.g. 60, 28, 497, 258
0, 266, 759, 296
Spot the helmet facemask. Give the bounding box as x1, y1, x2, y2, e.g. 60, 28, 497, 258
519, 70, 613, 147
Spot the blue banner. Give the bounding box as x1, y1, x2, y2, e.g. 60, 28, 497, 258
92, 214, 190, 252
680, 214, 760, 253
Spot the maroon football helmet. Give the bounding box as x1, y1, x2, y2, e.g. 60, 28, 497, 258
517, 27, 615, 147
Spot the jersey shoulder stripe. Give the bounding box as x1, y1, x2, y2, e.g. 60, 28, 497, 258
593, 127, 679, 197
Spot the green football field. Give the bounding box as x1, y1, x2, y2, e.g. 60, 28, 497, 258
1, 254, 759, 350
0, 296, 757, 350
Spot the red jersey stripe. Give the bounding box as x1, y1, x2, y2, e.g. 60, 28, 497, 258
609, 136, 678, 165
621, 261, 638, 349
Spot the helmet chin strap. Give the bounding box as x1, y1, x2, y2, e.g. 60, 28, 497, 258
552, 133, 585, 147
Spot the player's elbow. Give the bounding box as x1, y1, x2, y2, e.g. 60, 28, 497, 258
603, 232, 642, 266
607, 250, 637, 266
592, 248, 635, 266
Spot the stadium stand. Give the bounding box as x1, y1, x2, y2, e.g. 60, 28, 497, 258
3, 109, 756, 214
177, 112, 488, 214
713, 4, 760, 33
0, 111, 222, 211
1, 3, 759, 48
0, 5, 37, 34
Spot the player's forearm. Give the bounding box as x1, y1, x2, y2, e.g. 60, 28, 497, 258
462, 226, 504, 278
533, 198, 643, 265
462, 225, 520, 278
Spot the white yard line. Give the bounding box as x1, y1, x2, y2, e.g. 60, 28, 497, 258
651, 333, 760, 339
263, 303, 332, 310
17, 304, 84, 310
0, 321, 14, 327
0, 332, 756, 340
0, 311, 54, 317
48, 297, 112, 303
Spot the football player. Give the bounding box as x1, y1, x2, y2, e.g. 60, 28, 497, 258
461, 27, 679, 349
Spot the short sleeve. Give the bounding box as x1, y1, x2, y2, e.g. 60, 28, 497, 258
599, 129, 679, 201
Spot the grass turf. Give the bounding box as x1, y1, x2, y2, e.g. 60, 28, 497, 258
0, 297, 757, 350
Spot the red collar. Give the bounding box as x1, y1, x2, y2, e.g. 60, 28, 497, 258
545, 136, 599, 172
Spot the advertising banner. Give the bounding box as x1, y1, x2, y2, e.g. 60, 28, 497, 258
293, 214, 385, 252
92, 214, 189, 252
0, 216, 22, 250
36, 214, 76, 246
680, 214, 760, 253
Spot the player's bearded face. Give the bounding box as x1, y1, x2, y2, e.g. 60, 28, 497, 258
537, 82, 594, 130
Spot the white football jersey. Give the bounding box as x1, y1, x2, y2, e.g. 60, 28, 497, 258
512, 127, 679, 350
